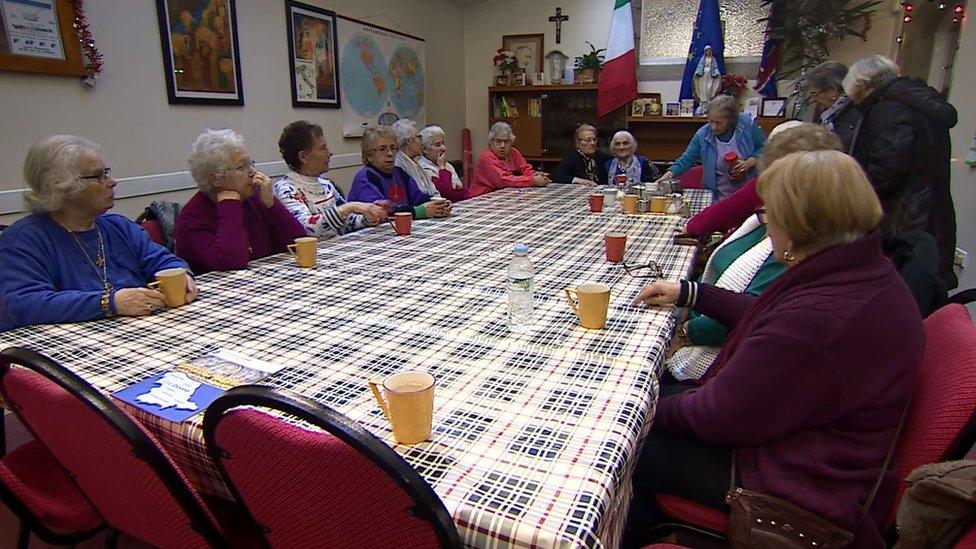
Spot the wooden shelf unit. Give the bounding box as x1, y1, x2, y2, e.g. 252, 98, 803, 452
627, 116, 789, 161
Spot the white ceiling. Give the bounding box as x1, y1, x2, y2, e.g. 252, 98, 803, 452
443, 0, 488, 7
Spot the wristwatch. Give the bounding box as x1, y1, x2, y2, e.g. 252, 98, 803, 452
676, 322, 689, 339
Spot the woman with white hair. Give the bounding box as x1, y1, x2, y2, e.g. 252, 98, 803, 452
844, 54, 958, 289
605, 130, 659, 185
174, 129, 306, 273
657, 94, 766, 200
418, 125, 469, 202
0, 135, 195, 331
806, 60, 860, 150
471, 121, 550, 198
391, 118, 441, 199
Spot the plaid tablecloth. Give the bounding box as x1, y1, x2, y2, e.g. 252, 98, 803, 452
0, 186, 711, 548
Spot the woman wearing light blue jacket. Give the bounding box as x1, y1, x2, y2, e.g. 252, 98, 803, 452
658, 94, 766, 200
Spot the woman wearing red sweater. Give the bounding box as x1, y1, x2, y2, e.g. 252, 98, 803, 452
175, 129, 306, 273
626, 150, 923, 548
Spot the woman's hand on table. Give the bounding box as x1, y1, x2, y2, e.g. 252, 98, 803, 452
185, 276, 199, 304
572, 177, 597, 185
424, 199, 452, 218
114, 288, 167, 316
532, 174, 551, 187
729, 157, 756, 179
632, 281, 681, 307
655, 171, 674, 184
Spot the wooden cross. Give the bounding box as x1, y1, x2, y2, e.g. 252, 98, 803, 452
548, 7, 570, 44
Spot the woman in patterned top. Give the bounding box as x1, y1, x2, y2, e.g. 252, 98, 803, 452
274, 121, 386, 239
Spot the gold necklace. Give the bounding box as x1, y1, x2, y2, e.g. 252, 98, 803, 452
69, 226, 112, 292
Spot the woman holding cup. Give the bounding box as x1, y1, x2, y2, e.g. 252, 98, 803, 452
0, 135, 196, 331
604, 131, 659, 187
175, 129, 307, 274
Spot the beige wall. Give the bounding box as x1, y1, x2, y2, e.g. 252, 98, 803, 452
948, 17, 976, 296
0, 0, 465, 224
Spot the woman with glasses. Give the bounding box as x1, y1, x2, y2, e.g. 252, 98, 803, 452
625, 150, 920, 547
665, 123, 841, 381
391, 119, 441, 199
806, 60, 860, 151
550, 124, 610, 185
0, 135, 195, 331
348, 125, 450, 218
471, 121, 550, 198
175, 129, 306, 273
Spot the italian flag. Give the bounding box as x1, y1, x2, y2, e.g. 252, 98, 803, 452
597, 0, 637, 118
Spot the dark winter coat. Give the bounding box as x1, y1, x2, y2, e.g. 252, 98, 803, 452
850, 76, 958, 289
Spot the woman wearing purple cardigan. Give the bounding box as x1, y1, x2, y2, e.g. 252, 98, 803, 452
626, 150, 923, 548
175, 129, 306, 273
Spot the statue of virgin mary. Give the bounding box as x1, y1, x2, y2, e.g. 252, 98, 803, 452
693, 45, 722, 105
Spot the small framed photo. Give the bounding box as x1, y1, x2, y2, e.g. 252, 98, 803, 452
495, 74, 509, 86
744, 97, 761, 119
514, 71, 526, 86
631, 99, 645, 117
665, 102, 680, 117
532, 71, 545, 85
679, 99, 695, 117
286, 0, 340, 108
761, 97, 787, 117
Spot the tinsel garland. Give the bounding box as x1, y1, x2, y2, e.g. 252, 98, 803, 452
70, 0, 103, 86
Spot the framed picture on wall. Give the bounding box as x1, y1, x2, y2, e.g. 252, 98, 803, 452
665, 102, 680, 117
155, 0, 244, 105
761, 97, 787, 117
502, 33, 544, 75
285, 1, 339, 108
0, 0, 85, 77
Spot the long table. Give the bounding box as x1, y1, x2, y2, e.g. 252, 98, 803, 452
0, 185, 710, 548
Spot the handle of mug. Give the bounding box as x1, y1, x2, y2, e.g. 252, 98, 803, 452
147, 281, 160, 291
367, 379, 392, 423
286, 243, 298, 257
564, 288, 580, 317
387, 217, 401, 235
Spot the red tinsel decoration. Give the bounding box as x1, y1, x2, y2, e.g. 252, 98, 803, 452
860, 15, 872, 42
69, 0, 103, 84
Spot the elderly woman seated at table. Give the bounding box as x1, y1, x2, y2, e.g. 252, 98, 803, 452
625, 150, 921, 547
807, 60, 860, 150
658, 94, 766, 201
418, 124, 470, 202
391, 118, 441, 199
605, 130, 659, 186
175, 129, 306, 273
274, 121, 386, 239
551, 123, 610, 185
666, 122, 842, 381
0, 135, 196, 331
470, 121, 550, 198
348, 125, 451, 219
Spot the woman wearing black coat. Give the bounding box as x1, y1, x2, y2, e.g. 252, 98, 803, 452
550, 123, 611, 185
845, 55, 959, 289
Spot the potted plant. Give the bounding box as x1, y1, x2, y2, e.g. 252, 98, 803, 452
573, 41, 605, 84
493, 48, 519, 86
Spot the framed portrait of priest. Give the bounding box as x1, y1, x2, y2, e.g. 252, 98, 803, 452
503, 34, 544, 75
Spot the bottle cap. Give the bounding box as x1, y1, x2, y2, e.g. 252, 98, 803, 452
513, 243, 528, 255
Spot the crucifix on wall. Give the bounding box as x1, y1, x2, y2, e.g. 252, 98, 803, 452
548, 7, 570, 44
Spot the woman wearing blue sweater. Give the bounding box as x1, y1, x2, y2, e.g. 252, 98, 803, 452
0, 135, 196, 332
658, 94, 766, 200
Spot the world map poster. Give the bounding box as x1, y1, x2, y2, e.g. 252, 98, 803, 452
336, 16, 425, 137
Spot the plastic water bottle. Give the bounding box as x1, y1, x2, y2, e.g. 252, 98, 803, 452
507, 243, 534, 333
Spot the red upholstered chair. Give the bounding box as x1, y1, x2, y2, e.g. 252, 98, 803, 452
886, 303, 976, 529
202, 385, 461, 548
0, 440, 104, 548
676, 166, 704, 189
141, 219, 165, 246
955, 524, 976, 548
0, 347, 228, 548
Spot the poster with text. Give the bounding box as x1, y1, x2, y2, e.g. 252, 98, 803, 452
336, 16, 425, 137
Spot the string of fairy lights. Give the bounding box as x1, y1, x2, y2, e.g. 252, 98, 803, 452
897, 1, 966, 43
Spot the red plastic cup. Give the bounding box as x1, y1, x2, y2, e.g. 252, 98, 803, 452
588, 193, 605, 212
724, 151, 740, 165
605, 233, 627, 263
614, 174, 627, 186
390, 212, 412, 235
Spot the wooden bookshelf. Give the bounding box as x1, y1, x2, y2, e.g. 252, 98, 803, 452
627, 116, 789, 161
